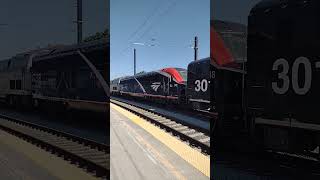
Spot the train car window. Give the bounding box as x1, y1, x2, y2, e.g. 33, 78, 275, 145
16, 80, 22, 90
10, 80, 15, 89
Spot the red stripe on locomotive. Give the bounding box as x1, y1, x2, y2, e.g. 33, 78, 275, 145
210, 26, 234, 66
161, 68, 184, 84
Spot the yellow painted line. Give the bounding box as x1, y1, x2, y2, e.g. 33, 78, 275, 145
0, 130, 99, 180
111, 103, 210, 177
120, 116, 188, 180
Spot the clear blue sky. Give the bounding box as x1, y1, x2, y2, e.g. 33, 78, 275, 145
110, 0, 210, 80
0, 0, 109, 59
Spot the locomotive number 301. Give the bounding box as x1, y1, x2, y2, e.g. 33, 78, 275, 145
195, 79, 208, 92
272, 57, 313, 95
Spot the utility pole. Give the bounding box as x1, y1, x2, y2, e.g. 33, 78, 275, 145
134, 48, 136, 75
77, 0, 83, 44
194, 36, 198, 61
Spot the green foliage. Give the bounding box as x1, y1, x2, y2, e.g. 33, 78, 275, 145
84, 29, 110, 42
136, 71, 146, 75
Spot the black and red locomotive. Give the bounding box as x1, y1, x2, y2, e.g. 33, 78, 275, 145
210, 0, 320, 155
117, 68, 187, 104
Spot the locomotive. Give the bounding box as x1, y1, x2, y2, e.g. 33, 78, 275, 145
114, 68, 187, 104
187, 20, 247, 114
186, 58, 210, 111
211, 0, 320, 154
209, 19, 247, 138
246, 0, 320, 152
0, 39, 109, 113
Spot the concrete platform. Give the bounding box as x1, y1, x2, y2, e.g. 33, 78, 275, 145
0, 129, 99, 180
110, 105, 209, 180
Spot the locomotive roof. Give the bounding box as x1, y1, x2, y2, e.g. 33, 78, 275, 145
211, 20, 247, 34
250, 0, 306, 14
252, 0, 281, 10
110, 77, 122, 84
0, 39, 109, 65
33, 39, 109, 62
188, 57, 210, 66
120, 67, 187, 82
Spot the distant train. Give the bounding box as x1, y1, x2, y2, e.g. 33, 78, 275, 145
110, 77, 122, 96
0, 39, 109, 113
111, 68, 188, 104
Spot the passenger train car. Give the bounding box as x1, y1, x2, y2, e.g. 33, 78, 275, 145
110, 77, 122, 95
118, 68, 187, 104
0, 54, 32, 107
0, 39, 109, 113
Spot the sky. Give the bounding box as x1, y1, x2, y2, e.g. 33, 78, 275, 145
110, 0, 210, 80
0, 0, 109, 59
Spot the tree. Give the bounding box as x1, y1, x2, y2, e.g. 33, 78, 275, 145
84, 29, 110, 42
136, 71, 146, 75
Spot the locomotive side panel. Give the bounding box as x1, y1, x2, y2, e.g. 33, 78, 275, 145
116, 68, 187, 103
136, 72, 169, 97
247, 1, 320, 124
32, 55, 105, 101
187, 58, 211, 110
119, 77, 144, 95
30, 41, 109, 112
246, 0, 320, 152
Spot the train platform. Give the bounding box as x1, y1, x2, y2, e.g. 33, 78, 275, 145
0, 128, 100, 180
110, 103, 209, 180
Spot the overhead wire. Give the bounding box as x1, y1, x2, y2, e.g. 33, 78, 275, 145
117, 0, 180, 59
116, 0, 167, 57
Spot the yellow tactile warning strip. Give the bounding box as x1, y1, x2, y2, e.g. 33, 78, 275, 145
111, 103, 210, 177
119, 114, 188, 180
0, 130, 99, 180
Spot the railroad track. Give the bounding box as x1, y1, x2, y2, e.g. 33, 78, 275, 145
111, 96, 210, 133
0, 114, 109, 179
112, 96, 212, 123
111, 98, 210, 154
